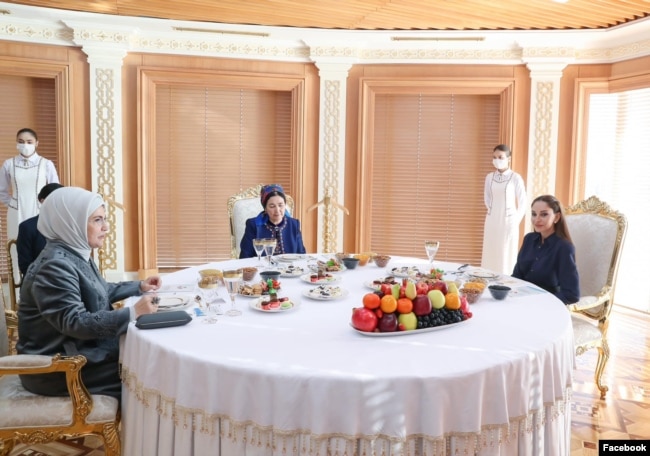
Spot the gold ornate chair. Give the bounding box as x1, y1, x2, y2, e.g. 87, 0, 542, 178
0, 313, 121, 456
564, 195, 627, 399
227, 184, 294, 258
6, 239, 22, 312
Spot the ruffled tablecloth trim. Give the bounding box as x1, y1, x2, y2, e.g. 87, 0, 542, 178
122, 368, 572, 456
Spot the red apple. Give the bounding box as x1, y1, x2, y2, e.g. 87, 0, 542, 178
377, 312, 398, 332
412, 294, 432, 316
430, 280, 448, 295
351, 307, 378, 332
380, 283, 392, 297
415, 281, 429, 296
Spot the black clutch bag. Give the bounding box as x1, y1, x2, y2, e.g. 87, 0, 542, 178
135, 310, 192, 330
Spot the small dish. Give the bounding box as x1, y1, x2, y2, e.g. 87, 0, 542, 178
302, 285, 349, 300
260, 270, 282, 282
250, 297, 298, 313
156, 296, 192, 311
341, 257, 360, 269
488, 285, 511, 300
300, 273, 341, 284
387, 266, 420, 278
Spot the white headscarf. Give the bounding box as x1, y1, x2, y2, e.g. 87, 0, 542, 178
37, 187, 105, 261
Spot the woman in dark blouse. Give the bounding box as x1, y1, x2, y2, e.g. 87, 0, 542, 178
512, 194, 580, 304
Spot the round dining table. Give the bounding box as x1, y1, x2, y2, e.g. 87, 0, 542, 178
120, 255, 574, 456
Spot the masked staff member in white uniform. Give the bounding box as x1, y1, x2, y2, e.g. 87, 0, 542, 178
481, 144, 527, 275
0, 128, 60, 241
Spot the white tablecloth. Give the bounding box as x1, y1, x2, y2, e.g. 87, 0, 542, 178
121, 257, 573, 456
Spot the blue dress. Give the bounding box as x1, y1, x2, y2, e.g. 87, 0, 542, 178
239, 213, 306, 259
512, 232, 580, 304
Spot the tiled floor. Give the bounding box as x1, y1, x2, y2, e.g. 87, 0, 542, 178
7, 305, 650, 455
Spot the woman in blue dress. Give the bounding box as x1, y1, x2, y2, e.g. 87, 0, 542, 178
512, 194, 580, 304
239, 184, 306, 259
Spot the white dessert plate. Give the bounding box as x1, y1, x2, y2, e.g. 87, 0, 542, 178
350, 318, 471, 337
307, 263, 347, 274
156, 296, 192, 311
275, 254, 310, 262
468, 269, 500, 279
278, 266, 306, 277
302, 285, 349, 300
387, 266, 420, 278
300, 273, 341, 284
250, 297, 299, 313
364, 277, 401, 291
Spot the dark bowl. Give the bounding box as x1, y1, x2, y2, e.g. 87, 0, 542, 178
259, 270, 281, 282
488, 285, 511, 300
341, 257, 360, 270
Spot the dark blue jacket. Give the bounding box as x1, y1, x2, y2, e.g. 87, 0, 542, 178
512, 232, 580, 304
17, 214, 46, 276
239, 213, 306, 259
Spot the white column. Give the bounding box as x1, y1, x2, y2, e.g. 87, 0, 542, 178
66, 22, 132, 279
312, 60, 352, 253
523, 60, 571, 199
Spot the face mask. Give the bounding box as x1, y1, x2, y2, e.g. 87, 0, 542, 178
493, 158, 508, 170
17, 143, 36, 157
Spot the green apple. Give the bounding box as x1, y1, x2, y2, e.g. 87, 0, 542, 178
398, 311, 417, 331
428, 289, 445, 309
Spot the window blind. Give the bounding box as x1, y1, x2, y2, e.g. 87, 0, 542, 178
586, 89, 650, 312
155, 86, 292, 270
371, 94, 499, 264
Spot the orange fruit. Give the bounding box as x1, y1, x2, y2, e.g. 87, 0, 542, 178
396, 297, 413, 314
445, 292, 461, 310
380, 294, 398, 313
363, 293, 381, 309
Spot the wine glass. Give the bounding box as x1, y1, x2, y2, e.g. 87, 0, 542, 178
223, 269, 243, 316
424, 240, 440, 269
197, 279, 220, 324
263, 238, 277, 268
253, 238, 265, 265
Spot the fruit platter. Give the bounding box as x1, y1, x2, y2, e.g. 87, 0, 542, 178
351, 277, 473, 335
302, 285, 348, 300
301, 272, 341, 284
250, 295, 297, 312
238, 278, 281, 297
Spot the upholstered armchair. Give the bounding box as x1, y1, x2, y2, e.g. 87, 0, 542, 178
227, 184, 295, 258
564, 195, 627, 399
0, 313, 121, 456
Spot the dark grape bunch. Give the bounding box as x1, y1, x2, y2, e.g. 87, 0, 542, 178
416, 308, 465, 329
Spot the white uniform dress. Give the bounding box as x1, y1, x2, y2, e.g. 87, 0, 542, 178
481, 169, 527, 275
0, 153, 59, 281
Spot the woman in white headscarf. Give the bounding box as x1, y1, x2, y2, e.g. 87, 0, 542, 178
17, 187, 161, 399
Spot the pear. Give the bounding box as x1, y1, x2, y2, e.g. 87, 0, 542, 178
405, 281, 417, 300
446, 281, 459, 294
392, 283, 401, 300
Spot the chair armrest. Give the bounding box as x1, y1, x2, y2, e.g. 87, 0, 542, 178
0, 354, 94, 425
567, 285, 611, 312
4, 309, 17, 329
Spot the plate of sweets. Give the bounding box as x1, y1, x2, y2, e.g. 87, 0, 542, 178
387, 266, 421, 278
238, 279, 281, 298
308, 259, 346, 273
250, 293, 298, 313
364, 276, 400, 291
300, 271, 341, 284
302, 285, 349, 301
278, 264, 306, 277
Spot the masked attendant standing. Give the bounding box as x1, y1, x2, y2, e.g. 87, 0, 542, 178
481, 144, 527, 275
0, 128, 60, 242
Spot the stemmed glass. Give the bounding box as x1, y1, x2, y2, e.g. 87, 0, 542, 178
424, 240, 440, 269
197, 278, 221, 324
253, 238, 265, 265
263, 238, 277, 268
223, 269, 243, 316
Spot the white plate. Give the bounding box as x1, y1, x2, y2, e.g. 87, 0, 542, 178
278, 266, 306, 277
387, 266, 420, 278
469, 269, 500, 279
349, 317, 471, 336
275, 254, 310, 262
364, 277, 401, 291
307, 263, 347, 274
156, 296, 192, 311
156, 284, 196, 293
238, 283, 281, 298
250, 297, 299, 313
300, 273, 341, 284
302, 286, 349, 300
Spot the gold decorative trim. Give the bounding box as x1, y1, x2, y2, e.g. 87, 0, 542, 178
531, 80, 554, 198
123, 367, 572, 456
321, 80, 341, 253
